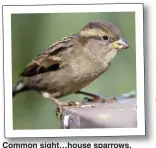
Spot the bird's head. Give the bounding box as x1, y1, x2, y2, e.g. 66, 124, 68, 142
79, 20, 129, 52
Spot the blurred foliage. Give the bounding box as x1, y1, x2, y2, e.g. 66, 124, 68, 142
12, 12, 136, 129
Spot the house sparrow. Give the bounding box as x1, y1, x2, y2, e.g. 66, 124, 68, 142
13, 20, 129, 107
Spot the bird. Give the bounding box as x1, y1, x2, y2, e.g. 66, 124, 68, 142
12, 20, 129, 107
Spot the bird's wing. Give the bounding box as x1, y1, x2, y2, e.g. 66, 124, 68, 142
20, 36, 74, 77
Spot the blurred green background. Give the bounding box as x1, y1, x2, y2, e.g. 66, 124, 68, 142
12, 12, 136, 129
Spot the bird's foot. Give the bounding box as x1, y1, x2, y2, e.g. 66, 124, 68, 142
42, 92, 94, 119
53, 99, 94, 108
56, 100, 94, 120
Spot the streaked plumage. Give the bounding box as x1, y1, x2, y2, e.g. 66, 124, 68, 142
13, 20, 129, 98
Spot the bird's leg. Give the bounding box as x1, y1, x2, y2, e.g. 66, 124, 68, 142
42, 92, 78, 119
42, 92, 77, 106
76, 90, 117, 103
76, 90, 101, 98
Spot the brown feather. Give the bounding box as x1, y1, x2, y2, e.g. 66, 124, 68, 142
20, 36, 75, 77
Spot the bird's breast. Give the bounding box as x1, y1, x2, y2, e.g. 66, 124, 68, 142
70, 48, 118, 83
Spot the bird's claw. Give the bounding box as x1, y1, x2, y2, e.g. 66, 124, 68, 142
55, 100, 94, 120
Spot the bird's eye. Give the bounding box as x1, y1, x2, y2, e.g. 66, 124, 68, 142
103, 35, 108, 40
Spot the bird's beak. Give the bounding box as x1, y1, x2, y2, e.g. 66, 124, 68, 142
112, 38, 129, 49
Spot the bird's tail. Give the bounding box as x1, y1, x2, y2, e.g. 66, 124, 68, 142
12, 79, 28, 97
